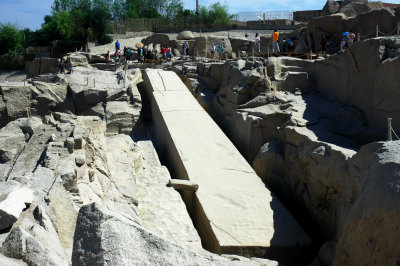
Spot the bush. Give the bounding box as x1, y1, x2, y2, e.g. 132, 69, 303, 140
0, 23, 23, 55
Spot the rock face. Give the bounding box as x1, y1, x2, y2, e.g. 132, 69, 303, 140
72, 203, 209, 265
26, 58, 59, 78
168, 36, 400, 265
310, 37, 400, 132
295, 8, 399, 52
0, 57, 286, 265
0, 187, 34, 230
333, 141, 400, 266
0, 65, 142, 135
321, 0, 340, 16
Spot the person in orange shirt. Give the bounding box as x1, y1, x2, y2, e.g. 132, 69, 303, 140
272, 29, 280, 53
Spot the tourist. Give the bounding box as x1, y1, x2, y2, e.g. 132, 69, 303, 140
341, 32, 349, 49
126, 48, 131, 61
123, 46, 127, 61
287, 37, 294, 52
210, 43, 216, 59
182, 42, 187, 58
137, 46, 141, 61
59, 59, 65, 74
347, 30, 356, 45
115, 50, 120, 62
67, 64, 73, 74
166, 46, 171, 61
185, 42, 190, 57
320, 35, 327, 53
217, 43, 224, 60
255, 33, 261, 53
105, 51, 110, 62
272, 29, 280, 53
282, 38, 287, 53
161, 46, 166, 60
115, 40, 120, 51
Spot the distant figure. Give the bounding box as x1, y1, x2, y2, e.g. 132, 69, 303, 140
137, 47, 143, 61
115, 50, 120, 62
115, 40, 120, 51
182, 42, 187, 57
210, 43, 216, 59
255, 33, 261, 53
126, 48, 131, 61
217, 43, 224, 60
287, 38, 294, 52
272, 29, 280, 53
67, 64, 73, 74
161, 46, 166, 60
166, 46, 172, 60
185, 41, 190, 57
341, 32, 349, 49
59, 59, 65, 74
320, 35, 327, 53
105, 51, 110, 62
123, 46, 127, 61
282, 38, 287, 53
347, 30, 356, 45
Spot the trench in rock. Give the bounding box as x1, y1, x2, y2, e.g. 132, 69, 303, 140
136, 73, 318, 264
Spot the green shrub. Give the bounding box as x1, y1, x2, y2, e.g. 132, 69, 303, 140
0, 23, 23, 55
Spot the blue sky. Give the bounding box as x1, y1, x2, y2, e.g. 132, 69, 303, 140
0, 0, 398, 30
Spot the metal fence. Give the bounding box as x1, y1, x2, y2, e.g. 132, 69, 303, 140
235, 11, 293, 22
109, 10, 301, 34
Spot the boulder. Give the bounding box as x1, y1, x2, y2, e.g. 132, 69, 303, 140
72, 203, 210, 265
0, 185, 33, 230
177, 31, 195, 40
229, 37, 255, 54
192, 36, 232, 58
334, 141, 400, 266
65, 53, 88, 67
321, 0, 340, 16
72, 203, 278, 266
142, 34, 170, 46
338, 2, 372, 17
1, 204, 69, 266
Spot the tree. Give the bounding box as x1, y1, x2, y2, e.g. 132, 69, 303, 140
0, 23, 23, 55
208, 2, 231, 25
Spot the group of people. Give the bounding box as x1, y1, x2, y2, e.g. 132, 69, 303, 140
58, 59, 73, 74
254, 30, 295, 54
341, 30, 356, 48
210, 43, 224, 60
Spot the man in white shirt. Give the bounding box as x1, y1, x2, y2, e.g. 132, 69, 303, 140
255, 33, 261, 53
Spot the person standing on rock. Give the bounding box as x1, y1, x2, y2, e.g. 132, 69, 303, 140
272, 30, 280, 54
105, 51, 110, 62
347, 30, 356, 45
210, 43, 216, 59
255, 33, 261, 53
59, 59, 65, 74
217, 43, 224, 60
115, 40, 120, 52
185, 42, 190, 57
182, 42, 187, 58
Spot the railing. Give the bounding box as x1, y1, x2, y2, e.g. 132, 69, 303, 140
388, 118, 400, 141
